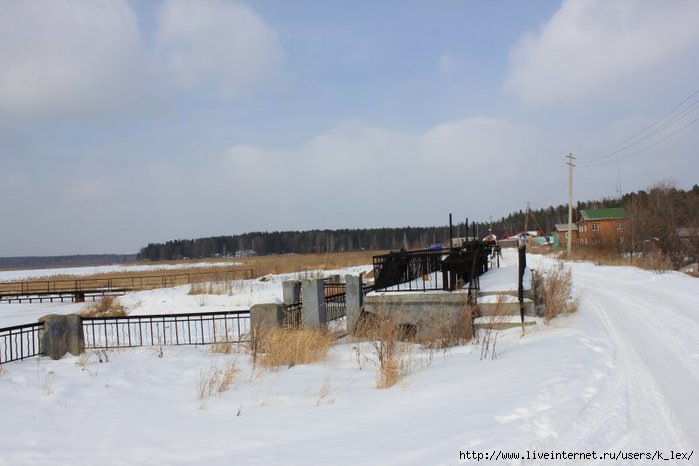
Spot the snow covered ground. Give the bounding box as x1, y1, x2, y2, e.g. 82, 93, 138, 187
0, 261, 244, 282
0, 251, 698, 465
0, 266, 372, 328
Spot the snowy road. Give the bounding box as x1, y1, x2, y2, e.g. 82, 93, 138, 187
532, 257, 699, 464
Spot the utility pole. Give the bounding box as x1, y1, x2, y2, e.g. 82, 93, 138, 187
566, 153, 575, 256
524, 201, 531, 232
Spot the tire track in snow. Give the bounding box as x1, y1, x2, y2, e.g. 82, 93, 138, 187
551, 265, 699, 463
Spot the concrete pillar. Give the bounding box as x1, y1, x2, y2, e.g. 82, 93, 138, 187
282, 280, 302, 305
65, 314, 84, 356
250, 303, 285, 330
302, 279, 326, 327
39, 313, 84, 360
345, 274, 363, 334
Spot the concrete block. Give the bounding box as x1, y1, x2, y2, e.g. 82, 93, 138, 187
65, 314, 84, 356
363, 291, 472, 339
282, 280, 301, 305
302, 279, 326, 327
345, 274, 363, 334
250, 303, 285, 330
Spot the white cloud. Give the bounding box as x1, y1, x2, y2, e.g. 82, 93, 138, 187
505, 0, 699, 106
213, 117, 540, 228
0, 0, 284, 120
155, 0, 284, 99
0, 0, 143, 118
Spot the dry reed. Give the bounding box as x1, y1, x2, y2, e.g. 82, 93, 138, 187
198, 360, 239, 402
257, 327, 334, 368
354, 312, 413, 389
81, 295, 128, 318
532, 261, 579, 323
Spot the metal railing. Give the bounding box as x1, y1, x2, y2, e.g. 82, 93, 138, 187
284, 302, 303, 327
0, 322, 43, 365
323, 282, 347, 321
0, 268, 254, 303
82, 310, 250, 349
372, 249, 444, 291
372, 243, 492, 293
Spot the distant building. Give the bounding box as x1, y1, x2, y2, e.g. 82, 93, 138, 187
576, 207, 628, 247
553, 223, 578, 247
234, 249, 258, 258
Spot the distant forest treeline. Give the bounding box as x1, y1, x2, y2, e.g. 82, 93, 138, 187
138, 225, 474, 261
138, 183, 699, 261
0, 254, 137, 270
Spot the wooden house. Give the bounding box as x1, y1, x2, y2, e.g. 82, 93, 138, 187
576, 207, 628, 247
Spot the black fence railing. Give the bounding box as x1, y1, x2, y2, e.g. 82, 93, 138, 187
0, 322, 43, 365
372, 249, 442, 291
372, 242, 492, 293
325, 293, 346, 321
82, 310, 250, 349
284, 302, 303, 327
323, 282, 347, 322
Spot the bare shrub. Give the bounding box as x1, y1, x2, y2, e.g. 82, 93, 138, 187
257, 327, 334, 369
354, 312, 412, 389
210, 339, 234, 354
635, 245, 672, 273
316, 378, 332, 406
188, 283, 208, 295
476, 297, 512, 360
198, 360, 239, 403
533, 262, 579, 322
81, 295, 127, 318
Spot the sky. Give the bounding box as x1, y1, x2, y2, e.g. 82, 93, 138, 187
1, 0, 698, 256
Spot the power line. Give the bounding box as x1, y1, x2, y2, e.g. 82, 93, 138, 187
579, 98, 699, 163
576, 86, 699, 159
577, 115, 699, 167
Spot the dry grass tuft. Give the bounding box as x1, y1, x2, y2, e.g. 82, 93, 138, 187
565, 246, 671, 273
188, 279, 246, 296
257, 327, 334, 368
210, 339, 235, 354
354, 312, 412, 389
238, 250, 382, 277
532, 261, 579, 323
198, 360, 239, 403
475, 297, 513, 360
81, 295, 127, 318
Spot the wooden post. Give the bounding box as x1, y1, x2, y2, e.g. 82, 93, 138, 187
518, 242, 526, 334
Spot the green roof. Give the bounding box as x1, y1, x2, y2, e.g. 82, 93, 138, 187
580, 207, 627, 221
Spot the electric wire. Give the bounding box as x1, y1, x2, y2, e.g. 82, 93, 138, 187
575, 86, 699, 160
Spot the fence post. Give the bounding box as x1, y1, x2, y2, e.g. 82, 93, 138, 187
302, 279, 326, 327
518, 242, 526, 333
282, 280, 302, 305
39, 313, 84, 360
345, 274, 363, 334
